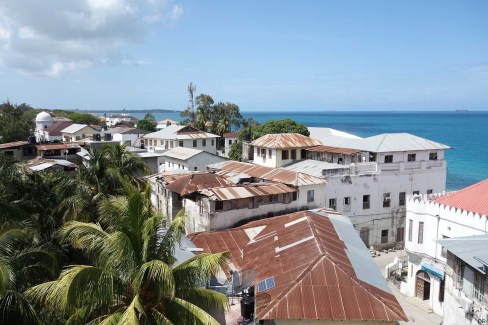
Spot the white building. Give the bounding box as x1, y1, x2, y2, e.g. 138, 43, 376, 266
404, 179, 488, 317
251, 133, 322, 168
162, 147, 227, 173
143, 125, 219, 154
438, 235, 488, 325
284, 129, 451, 249
190, 209, 408, 324
61, 124, 98, 142
105, 114, 138, 127
35, 111, 53, 143
222, 131, 239, 157
156, 119, 178, 129
41, 121, 73, 142
103, 127, 150, 147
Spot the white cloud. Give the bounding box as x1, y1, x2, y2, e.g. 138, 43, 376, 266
0, 0, 183, 77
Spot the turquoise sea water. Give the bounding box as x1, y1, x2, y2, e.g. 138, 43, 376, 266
99, 111, 488, 191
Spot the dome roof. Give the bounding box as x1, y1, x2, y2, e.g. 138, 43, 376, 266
36, 111, 52, 122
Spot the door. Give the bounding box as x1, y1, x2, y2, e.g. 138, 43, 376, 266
416, 271, 431, 301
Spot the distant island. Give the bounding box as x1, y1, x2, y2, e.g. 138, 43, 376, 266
78, 109, 181, 114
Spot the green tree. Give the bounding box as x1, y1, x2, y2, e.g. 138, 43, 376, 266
144, 113, 156, 123
0, 101, 35, 143
244, 118, 309, 140
137, 119, 156, 132
228, 141, 243, 161
67, 113, 100, 125
27, 188, 230, 324
195, 94, 214, 131
209, 102, 242, 137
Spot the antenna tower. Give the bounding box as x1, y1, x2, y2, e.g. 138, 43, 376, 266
187, 82, 196, 126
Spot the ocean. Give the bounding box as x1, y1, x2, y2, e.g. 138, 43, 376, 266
98, 110, 488, 191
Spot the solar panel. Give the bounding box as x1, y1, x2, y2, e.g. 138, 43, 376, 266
257, 277, 275, 292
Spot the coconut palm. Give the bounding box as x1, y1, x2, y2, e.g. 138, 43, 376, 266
26, 186, 230, 324
0, 205, 59, 325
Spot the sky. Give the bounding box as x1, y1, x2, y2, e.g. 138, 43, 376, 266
0, 0, 487, 111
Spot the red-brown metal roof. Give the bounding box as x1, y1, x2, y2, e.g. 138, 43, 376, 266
0, 141, 29, 149
44, 121, 73, 136
250, 133, 323, 149
223, 131, 240, 138
306, 145, 363, 155
434, 179, 488, 216
36, 143, 81, 151
190, 210, 407, 322
165, 172, 232, 196
211, 161, 327, 186
201, 183, 296, 201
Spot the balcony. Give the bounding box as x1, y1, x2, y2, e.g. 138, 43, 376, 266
379, 160, 446, 173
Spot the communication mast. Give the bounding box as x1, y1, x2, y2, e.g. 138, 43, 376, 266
187, 82, 196, 126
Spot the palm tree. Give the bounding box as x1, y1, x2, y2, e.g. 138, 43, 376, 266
0, 204, 60, 325
26, 186, 230, 324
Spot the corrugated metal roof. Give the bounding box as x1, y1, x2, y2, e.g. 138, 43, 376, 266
208, 161, 327, 186
437, 235, 488, 274
190, 209, 407, 322
306, 145, 363, 155
165, 172, 232, 196
36, 143, 81, 151
162, 147, 203, 160
27, 158, 77, 171
434, 179, 488, 216
0, 141, 29, 149
223, 131, 239, 138
201, 183, 296, 201
144, 125, 219, 140
44, 121, 73, 136
308, 127, 362, 140
60, 123, 94, 134
283, 160, 349, 177
250, 133, 323, 149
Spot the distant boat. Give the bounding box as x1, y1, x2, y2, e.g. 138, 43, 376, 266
455, 109, 470, 112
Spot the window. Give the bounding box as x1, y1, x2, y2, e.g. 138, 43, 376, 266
360, 228, 370, 247
413, 190, 420, 195
329, 198, 337, 210
381, 229, 388, 244
363, 195, 370, 209
202, 139, 206, 146
260, 148, 266, 157
343, 197, 351, 206
307, 190, 314, 203
215, 201, 224, 211
193, 140, 197, 147
228, 140, 232, 145
383, 193, 391, 208
418, 221, 424, 244
399, 192, 406, 206
384, 155, 393, 163
268, 149, 272, 159
439, 279, 445, 302
291, 149, 297, 160
396, 227, 404, 242
455, 258, 465, 289
271, 195, 279, 203
179, 141, 183, 147
408, 219, 413, 242
427, 189, 433, 195
441, 236, 449, 258
474, 273, 486, 302
194, 167, 197, 171
282, 150, 289, 160
407, 154, 416, 162
429, 152, 438, 160
211, 139, 214, 146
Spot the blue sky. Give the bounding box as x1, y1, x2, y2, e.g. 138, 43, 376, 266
1, 0, 487, 111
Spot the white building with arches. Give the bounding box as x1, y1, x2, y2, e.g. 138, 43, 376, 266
404, 179, 488, 317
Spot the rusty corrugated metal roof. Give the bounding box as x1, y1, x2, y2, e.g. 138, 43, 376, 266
36, 143, 81, 151
0, 141, 29, 149
190, 209, 407, 322
250, 133, 323, 149
165, 172, 232, 196
223, 131, 240, 138
434, 179, 488, 216
306, 145, 363, 155
201, 183, 296, 201
210, 161, 327, 186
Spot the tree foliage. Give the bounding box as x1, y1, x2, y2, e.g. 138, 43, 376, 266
137, 119, 157, 132
0, 101, 35, 143
228, 141, 243, 161
242, 118, 309, 141
180, 94, 243, 136
67, 113, 100, 125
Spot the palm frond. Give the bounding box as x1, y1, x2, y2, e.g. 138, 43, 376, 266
86, 310, 123, 325
151, 309, 174, 325
0, 290, 39, 325
141, 214, 164, 263
157, 210, 186, 265
172, 252, 230, 290
134, 260, 175, 304
165, 297, 220, 325
0, 228, 30, 257
100, 232, 138, 283
0, 258, 14, 294
176, 288, 229, 314
59, 222, 108, 264
118, 294, 144, 325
